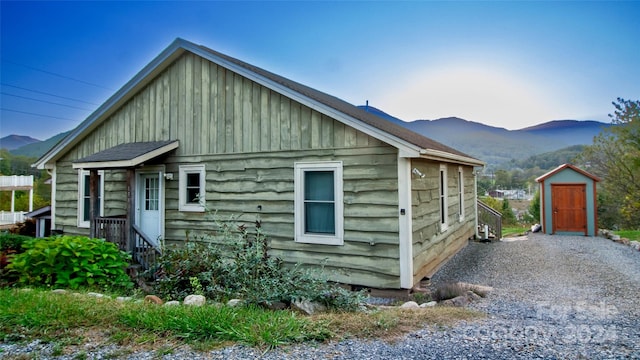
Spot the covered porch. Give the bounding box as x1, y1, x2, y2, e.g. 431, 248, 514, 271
73, 140, 178, 270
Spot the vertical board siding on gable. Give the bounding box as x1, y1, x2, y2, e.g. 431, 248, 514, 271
410, 161, 475, 283
53, 51, 402, 288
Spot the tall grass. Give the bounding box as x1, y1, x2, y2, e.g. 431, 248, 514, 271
0, 289, 324, 347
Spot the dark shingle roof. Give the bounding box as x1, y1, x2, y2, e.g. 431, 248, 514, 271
74, 141, 176, 163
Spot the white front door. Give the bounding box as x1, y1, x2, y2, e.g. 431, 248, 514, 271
136, 170, 163, 245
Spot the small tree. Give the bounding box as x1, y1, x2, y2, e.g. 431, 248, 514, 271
581, 98, 640, 229
501, 198, 517, 225
528, 190, 541, 224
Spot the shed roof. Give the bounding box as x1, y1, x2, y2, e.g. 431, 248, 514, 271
72, 140, 178, 169
34, 38, 483, 169
535, 163, 601, 183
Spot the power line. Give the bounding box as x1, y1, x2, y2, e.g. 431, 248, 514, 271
1, 92, 93, 111
1, 83, 100, 105
0, 108, 79, 122
1, 59, 114, 91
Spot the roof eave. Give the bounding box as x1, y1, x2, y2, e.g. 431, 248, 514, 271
419, 149, 485, 167
34, 39, 191, 169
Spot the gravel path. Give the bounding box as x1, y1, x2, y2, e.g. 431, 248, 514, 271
2, 234, 639, 359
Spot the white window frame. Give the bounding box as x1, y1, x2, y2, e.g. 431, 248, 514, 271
179, 164, 206, 212
439, 164, 449, 232
77, 169, 104, 228
458, 166, 465, 222
294, 161, 344, 245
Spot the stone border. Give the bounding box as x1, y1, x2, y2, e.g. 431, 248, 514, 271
599, 229, 640, 251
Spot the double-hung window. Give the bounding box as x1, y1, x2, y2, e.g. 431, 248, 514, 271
78, 170, 104, 228
439, 164, 448, 232
294, 161, 343, 245
179, 164, 206, 212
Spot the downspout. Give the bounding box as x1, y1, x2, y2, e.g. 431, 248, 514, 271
474, 169, 479, 239
48, 166, 57, 230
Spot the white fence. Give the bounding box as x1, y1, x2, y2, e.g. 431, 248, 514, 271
0, 211, 26, 226
0, 175, 34, 188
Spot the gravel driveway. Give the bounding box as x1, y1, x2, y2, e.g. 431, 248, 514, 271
3, 234, 639, 359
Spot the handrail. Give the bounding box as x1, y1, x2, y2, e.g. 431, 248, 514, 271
477, 199, 502, 240
131, 223, 162, 270
93, 217, 161, 271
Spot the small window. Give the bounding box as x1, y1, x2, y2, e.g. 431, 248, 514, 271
439, 164, 448, 232
78, 170, 104, 228
295, 161, 343, 245
458, 166, 465, 221
179, 165, 205, 212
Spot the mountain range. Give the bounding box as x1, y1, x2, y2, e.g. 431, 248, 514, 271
1, 108, 609, 168
360, 106, 610, 168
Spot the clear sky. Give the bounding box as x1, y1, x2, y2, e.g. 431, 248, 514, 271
1, 1, 639, 140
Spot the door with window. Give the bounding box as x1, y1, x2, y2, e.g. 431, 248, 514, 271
136, 171, 163, 245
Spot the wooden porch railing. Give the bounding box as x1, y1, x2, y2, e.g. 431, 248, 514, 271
93, 217, 161, 270
477, 199, 502, 240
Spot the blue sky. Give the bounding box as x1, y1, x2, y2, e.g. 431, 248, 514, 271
1, 1, 639, 140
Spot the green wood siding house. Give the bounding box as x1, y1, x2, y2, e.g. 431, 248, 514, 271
35, 38, 484, 290
536, 163, 600, 237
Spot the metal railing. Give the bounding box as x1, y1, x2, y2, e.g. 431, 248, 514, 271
477, 199, 502, 240
93, 217, 161, 271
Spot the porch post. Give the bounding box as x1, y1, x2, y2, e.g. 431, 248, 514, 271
89, 169, 99, 238
127, 169, 135, 254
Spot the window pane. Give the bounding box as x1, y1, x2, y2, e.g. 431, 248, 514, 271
305, 202, 335, 234
186, 188, 199, 203
187, 173, 200, 187
304, 171, 334, 200
83, 198, 90, 221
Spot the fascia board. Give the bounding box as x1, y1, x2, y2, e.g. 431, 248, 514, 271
35, 39, 190, 169
72, 141, 179, 170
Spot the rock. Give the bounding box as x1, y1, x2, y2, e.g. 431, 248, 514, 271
457, 282, 493, 297
51, 289, 67, 294
164, 301, 180, 307
611, 235, 621, 241
531, 224, 541, 233
465, 290, 482, 301
399, 301, 420, 309
183, 294, 206, 306
86, 292, 106, 298
116, 296, 133, 302
621, 238, 630, 245
441, 295, 469, 307
262, 301, 288, 310
226, 299, 243, 307
420, 301, 438, 308
292, 299, 327, 315
144, 295, 163, 305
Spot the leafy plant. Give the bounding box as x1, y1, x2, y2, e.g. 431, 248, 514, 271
147, 216, 364, 311
7, 235, 133, 290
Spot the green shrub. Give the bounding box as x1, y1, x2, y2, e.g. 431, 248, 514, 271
147, 218, 364, 311
0, 232, 32, 252
7, 235, 133, 291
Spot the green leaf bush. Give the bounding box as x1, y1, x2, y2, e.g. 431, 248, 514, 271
147, 219, 364, 311
7, 235, 133, 291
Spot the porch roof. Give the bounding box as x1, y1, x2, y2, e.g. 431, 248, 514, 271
72, 140, 179, 169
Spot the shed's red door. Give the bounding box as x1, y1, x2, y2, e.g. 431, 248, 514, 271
551, 184, 587, 234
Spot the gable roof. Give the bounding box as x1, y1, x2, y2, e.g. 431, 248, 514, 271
535, 163, 601, 183
35, 38, 483, 169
